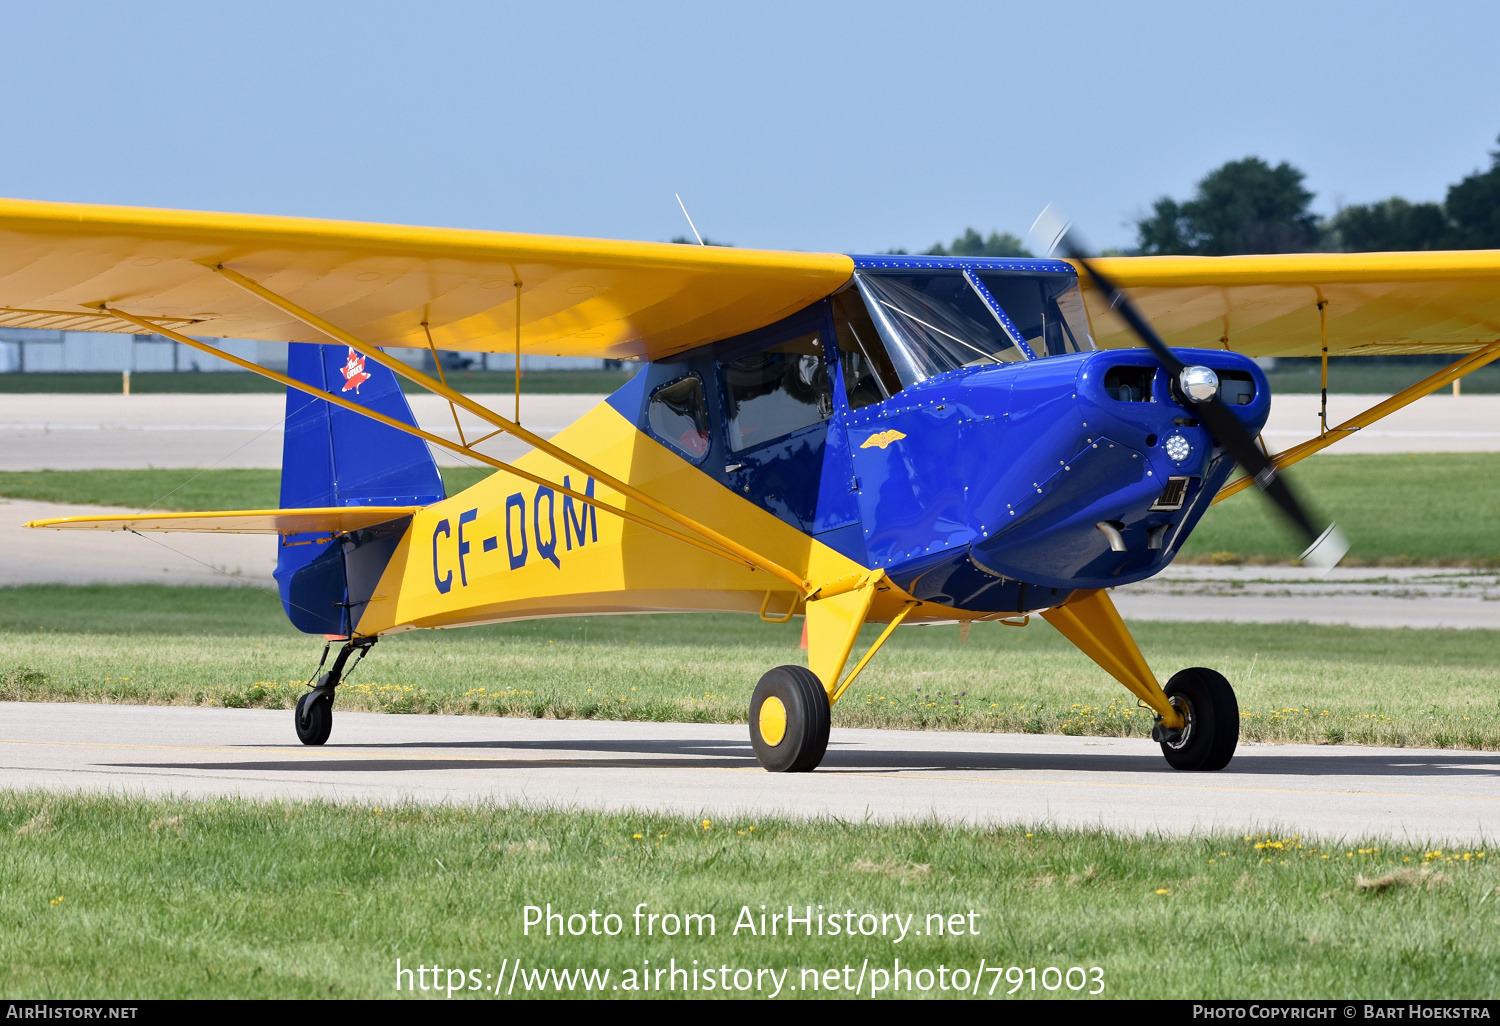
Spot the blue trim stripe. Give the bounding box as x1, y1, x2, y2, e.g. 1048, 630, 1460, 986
850, 255, 1075, 274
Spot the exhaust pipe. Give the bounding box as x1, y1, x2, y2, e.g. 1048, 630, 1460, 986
1096, 521, 1127, 552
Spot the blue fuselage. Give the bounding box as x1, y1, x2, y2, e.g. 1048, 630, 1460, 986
849, 347, 1268, 607
609, 261, 1270, 615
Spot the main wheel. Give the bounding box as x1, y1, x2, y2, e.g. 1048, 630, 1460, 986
1157, 667, 1238, 771
748, 665, 830, 772
294, 690, 334, 746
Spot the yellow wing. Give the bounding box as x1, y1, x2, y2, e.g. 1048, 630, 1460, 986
1077, 251, 1500, 357
0, 197, 852, 361
7, 195, 1495, 362
25, 507, 419, 535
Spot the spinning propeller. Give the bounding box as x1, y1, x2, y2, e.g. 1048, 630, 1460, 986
1031, 206, 1348, 571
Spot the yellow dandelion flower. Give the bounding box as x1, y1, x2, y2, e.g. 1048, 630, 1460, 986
1155, 888, 1169, 896
632, 833, 643, 840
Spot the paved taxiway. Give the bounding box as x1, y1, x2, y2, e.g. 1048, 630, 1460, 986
4, 702, 1496, 844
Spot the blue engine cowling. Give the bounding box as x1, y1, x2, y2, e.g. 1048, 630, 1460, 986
847, 348, 1270, 609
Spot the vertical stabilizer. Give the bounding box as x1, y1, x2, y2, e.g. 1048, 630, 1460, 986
275, 343, 444, 635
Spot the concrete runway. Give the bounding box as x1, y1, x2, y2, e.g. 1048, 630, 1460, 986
4, 702, 1496, 844
1113, 566, 1500, 630
1, 498, 275, 586
0, 393, 601, 470
1264, 393, 1500, 453
2, 391, 1496, 472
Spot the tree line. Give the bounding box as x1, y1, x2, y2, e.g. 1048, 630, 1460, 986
915, 135, 1500, 258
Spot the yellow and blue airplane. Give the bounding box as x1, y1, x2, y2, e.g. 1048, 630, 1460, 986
15, 198, 1500, 772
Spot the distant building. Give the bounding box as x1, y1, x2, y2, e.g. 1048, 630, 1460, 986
0, 327, 618, 375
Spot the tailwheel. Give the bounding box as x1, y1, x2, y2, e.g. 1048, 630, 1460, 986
1153, 667, 1239, 771
749, 665, 830, 772
292, 636, 376, 746
294, 689, 333, 746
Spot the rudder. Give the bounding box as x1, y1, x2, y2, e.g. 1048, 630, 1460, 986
275, 343, 444, 635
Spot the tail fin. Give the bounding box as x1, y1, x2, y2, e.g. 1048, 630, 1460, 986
275, 343, 444, 635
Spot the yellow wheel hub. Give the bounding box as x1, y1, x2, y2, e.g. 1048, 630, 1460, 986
759, 696, 788, 747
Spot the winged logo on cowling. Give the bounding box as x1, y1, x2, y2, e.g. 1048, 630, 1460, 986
860, 429, 906, 450
340, 346, 371, 393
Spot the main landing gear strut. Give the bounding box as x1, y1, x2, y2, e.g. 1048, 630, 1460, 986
294, 636, 377, 746
747, 574, 914, 774
1041, 589, 1239, 770
745, 585, 1238, 774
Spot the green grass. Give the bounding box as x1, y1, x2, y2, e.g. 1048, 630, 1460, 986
0, 369, 632, 394
0, 793, 1493, 999
0, 468, 488, 512
3, 585, 1498, 750
0, 469, 285, 512
5, 455, 1498, 566
1178, 453, 1500, 565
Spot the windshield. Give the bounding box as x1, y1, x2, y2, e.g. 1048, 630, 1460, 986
831, 288, 904, 409
854, 272, 1025, 388
977, 272, 1094, 358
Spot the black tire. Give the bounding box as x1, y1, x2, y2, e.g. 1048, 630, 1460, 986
1159, 667, 1238, 771
748, 665, 830, 772
295, 690, 334, 746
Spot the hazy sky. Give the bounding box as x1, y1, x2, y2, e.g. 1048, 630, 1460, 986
3, 1, 1497, 254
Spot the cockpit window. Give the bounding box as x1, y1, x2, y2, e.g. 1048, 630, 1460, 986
648, 374, 711, 460
831, 288, 903, 410
977, 273, 1095, 357
720, 329, 832, 452
855, 272, 1026, 388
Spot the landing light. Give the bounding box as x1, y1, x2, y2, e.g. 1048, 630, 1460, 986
1178, 365, 1218, 403
1164, 432, 1193, 463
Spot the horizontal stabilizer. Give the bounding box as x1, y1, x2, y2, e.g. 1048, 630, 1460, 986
24, 507, 419, 535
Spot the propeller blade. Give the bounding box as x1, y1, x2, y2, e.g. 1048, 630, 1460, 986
1031, 207, 1348, 571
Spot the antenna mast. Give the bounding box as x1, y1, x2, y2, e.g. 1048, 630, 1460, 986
674, 193, 706, 246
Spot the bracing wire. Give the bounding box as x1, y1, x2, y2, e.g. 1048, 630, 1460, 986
136, 394, 320, 514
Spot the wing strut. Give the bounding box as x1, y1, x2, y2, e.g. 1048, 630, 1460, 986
99, 305, 795, 586
206, 264, 814, 593
1214, 337, 1500, 504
